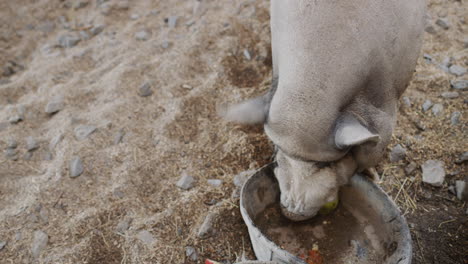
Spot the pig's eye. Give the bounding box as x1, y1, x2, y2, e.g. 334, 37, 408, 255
316, 162, 330, 168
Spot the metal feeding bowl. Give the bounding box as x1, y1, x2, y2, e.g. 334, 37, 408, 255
240, 163, 412, 264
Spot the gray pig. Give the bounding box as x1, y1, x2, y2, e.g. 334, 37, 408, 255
224, 0, 426, 221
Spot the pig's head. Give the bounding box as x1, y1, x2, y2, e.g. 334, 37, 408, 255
222, 95, 383, 221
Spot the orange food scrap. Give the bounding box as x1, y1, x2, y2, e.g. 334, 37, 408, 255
205, 259, 222, 264
299, 245, 324, 264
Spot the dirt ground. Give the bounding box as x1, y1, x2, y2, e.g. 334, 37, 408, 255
0, 0, 466, 263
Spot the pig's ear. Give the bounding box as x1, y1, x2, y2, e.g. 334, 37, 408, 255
219, 96, 268, 124
334, 113, 380, 149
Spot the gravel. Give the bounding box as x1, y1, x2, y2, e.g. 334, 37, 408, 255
138, 82, 153, 97
7, 138, 17, 149
455, 152, 468, 164
243, 49, 252, 60
405, 162, 418, 175
70, 156, 84, 177
431, 103, 444, 116
450, 111, 460, 125
176, 172, 195, 190
207, 179, 223, 187
425, 25, 436, 34
441, 91, 459, 99
450, 80, 468, 90
115, 219, 131, 233
135, 30, 150, 41
455, 181, 466, 201
402, 96, 412, 107
449, 65, 466, 76
58, 34, 81, 48
74, 125, 97, 140
167, 16, 178, 28
435, 18, 450, 29
90, 25, 105, 36
26, 136, 39, 151
31, 230, 48, 258
197, 212, 215, 238
185, 246, 198, 261
421, 160, 445, 187
137, 230, 155, 245
45, 97, 64, 114
5, 148, 17, 159
389, 144, 406, 162
422, 100, 433, 112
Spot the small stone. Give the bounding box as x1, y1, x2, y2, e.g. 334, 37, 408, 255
441, 91, 459, 99
90, 25, 105, 36
31, 230, 48, 258
448, 185, 456, 195
405, 162, 418, 175
0, 241, 6, 251
167, 16, 178, 28
138, 82, 153, 97
58, 34, 81, 48
26, 136, 39, 152
116, 219, 130, 233
113, 129, 125, 144
5, 148, 17, 160
450, 80, 468, 90
389, 144, 406, 162
421, 100, 433, 112
7, 138, 17, 149
455, 181, 466, 201
70, 156, 84, 177
185, 246, 198, 261
8, 115, 23, 124
233, 170, 255, 188
74, 0, 89, 9
402, 96, 412, 107
23, 151, 33, 161
449, 65, 466, 76
207, 179, 223, 187
130, 14, 140, 20
135, 30, 150, 41
422, 160, 445, 187
435, 18, 450, 30
161, 41, 170, 49
455, 152, 468, 164
198, 212, 215, 238
450, 111, 460, 126
43, 152, 53, 161
113, 189, 125, 198
182, 84, 192, 90
49, 134, 63, 150
100, 3, 112, 15
137, 230, 155, 245
425, 25, 436, 34
423, 54, 433, 63
116, 1, 129, 10
243, 49, 251, 60
45, 97, 64, 114
79, 30, 91, 40
74, 125, 97, 140
176, 173, 195, 190
431, 103, 444, 116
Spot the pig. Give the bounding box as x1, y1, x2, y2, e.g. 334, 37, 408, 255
224, 0, 426, 221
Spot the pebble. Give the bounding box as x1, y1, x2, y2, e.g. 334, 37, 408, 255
423, 54, 433, 63
49, 134, 63, 150
176, 172, 195, 190
138, 82, 153, 97
421, 160, 445, 187
455, 181, 466, 201
7, 138, 17, 149
45, 97, 64, 114
450, 111, 460, 126
243, 49, 252, 60
455, 152, 468, 164
113, 129, 125, 144
58, 34, 81, 48
115, 219, 130, 233
441, 56, 453, 67
31, 230, 48, 258
43, 152, 53, 161
207, 179, 223, 187
389, 144, 406, 162
79, 30, 91, 40
402, 96, 411, 107
26, 136, 39, 151
185, 246, 198, 261
137, 230, 155, 245
0, 241, 5, 251
422, 100, 433, 112
5, 148, 17, 160
74, 125, 97, 140
90, 25, 105, 36
431, 103, 444, 116
130, 14, 140, 20
161, 40, 170, 49
167, 16, 178, 28
23, 152, 33, 161
450, 80, 468, 90
435, 18, 450, 30
135, 30, 150, 41
441, 91, 459, 99
449, 65, 466, 76
405, 162, 418, 175
197, 212, 215, 238
70, 156, 84, 177
74, 0, 89, 9
424, 25, 436, 34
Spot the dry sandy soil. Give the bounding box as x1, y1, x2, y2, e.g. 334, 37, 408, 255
0, 0, 466, 263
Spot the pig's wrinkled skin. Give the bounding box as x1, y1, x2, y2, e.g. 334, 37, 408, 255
223, 0, 426, 221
